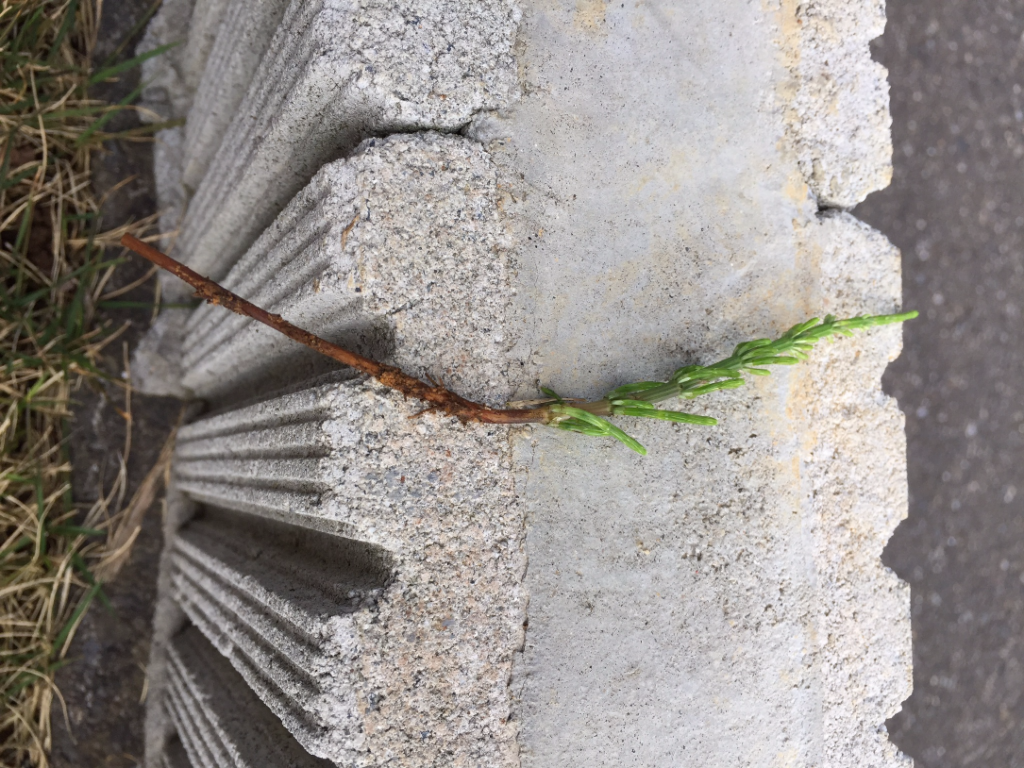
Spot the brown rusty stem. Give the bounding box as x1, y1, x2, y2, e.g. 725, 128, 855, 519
121, 234, 550, 425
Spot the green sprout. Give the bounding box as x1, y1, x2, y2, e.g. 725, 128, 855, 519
122, 234, 918, 458
544, 312, 918, 456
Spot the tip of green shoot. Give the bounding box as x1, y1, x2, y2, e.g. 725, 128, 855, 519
862, 310, 918, 325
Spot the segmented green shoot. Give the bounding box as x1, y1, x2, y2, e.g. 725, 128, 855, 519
548, 311, 918, 455
125, 232, 920, 460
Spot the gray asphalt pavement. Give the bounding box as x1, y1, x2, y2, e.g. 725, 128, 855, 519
855, 1, 1024, 765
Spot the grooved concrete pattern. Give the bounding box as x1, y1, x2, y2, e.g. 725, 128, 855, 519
135, 0, 913, 766
178, 137, 513, 405
156, 0, 520, 284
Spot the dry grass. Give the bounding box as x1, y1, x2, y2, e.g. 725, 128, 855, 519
0, 2, 170, 764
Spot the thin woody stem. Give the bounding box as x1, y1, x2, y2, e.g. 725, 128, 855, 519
120, 234, 550, 425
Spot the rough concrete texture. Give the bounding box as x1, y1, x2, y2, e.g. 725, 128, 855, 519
136, 0, 197, 244
150, 126, 187, 251
139, 0, 914, 766
505, 212, 910, 765
770, 0, 894, 207
179, 134, 514, 405
800, 212, 912, 764
137, 0, 198, 122
149, 378, 526, 766
168, 509, 381, 761
169, 0, 521, 284
470, 2, 909, 764
181, 0, 290, 194
138, 0, 230, 239
165, 625, 333, 767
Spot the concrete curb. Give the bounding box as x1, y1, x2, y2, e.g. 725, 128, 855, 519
137, 1, 912, 766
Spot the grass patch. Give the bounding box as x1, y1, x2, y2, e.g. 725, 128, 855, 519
0, 2, 170, 764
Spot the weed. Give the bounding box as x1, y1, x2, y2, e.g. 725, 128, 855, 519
1, 2, 169, 764
123, 234, 917, 457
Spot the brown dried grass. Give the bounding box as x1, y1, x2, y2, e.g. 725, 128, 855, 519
0, 2, 168, 764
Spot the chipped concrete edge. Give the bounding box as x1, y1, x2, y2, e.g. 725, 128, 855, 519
773, 0, 893, 208
802, 213, 914, 767
775, 0, 912, 761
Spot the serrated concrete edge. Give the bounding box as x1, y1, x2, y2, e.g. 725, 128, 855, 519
800, 211, 913, 767
147, 377, 527, 766
181, 0, 291, 195
165, 625, 333, 767
770, 0, 894, 208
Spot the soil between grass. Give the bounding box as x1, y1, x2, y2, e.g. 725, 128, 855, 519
47, 1, 178, 765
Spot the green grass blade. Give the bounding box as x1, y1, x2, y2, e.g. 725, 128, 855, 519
48, 525, 104, 538
98, 0, 164, 68
87, 41, 179, 86
46, 0, 79, 63
75, 79, 146, 147
13, 7, 45, 53
50, 583, 100, 657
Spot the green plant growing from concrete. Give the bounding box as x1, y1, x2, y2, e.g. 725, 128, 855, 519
541, 312, 917, 454
121, 235, 916, 456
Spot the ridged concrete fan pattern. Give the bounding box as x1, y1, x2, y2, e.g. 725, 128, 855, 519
136, 0, 912, 766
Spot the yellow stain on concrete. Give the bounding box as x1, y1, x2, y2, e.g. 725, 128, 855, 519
574, 0, 607, 33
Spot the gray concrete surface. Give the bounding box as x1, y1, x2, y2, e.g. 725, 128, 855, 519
148, 375, 528, 767
165, 625, 333, 767
774, 0, 893, 207
854, 1, 1024, 765
181, 0, 290, 194
161, 0, 522, 285
177, 134, 515, 406
476, 3, 910, 764
137, 1, 916, 766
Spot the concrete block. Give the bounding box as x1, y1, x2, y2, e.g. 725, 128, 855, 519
142, 1, 912, 766
800, 211, 913, 766
173, 0, 521, 284
160, 377, 527, 766
770, 0, 893, 207
167, 511, 379, 761
181, 0, 291, 195
138, 0, 230, 122
136, 0, 196, 123
178, 133, 512, 405
164, 625, 332, 767
151, 127, 186, 250
137, 0, 231, 258
456, 7, 911, 757
131, 307, 191, 399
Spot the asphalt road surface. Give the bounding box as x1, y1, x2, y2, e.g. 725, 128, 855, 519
855, 1, 1024, 765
